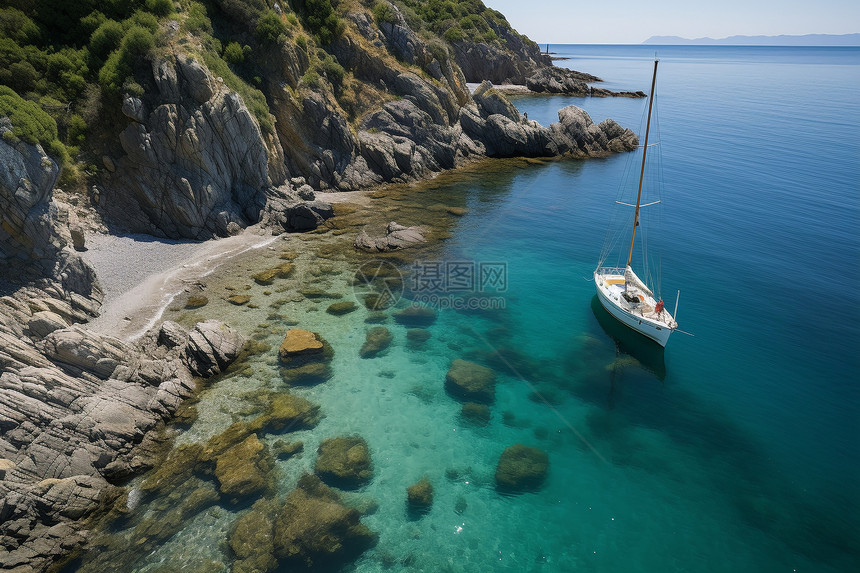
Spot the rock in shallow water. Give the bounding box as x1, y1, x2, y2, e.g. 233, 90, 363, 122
445, 359, 497, 404
359, 326, 393, 358
315, 436, 374, 488
406, 477, 434, 513
495, 444, 549, 493
182, 320, 246, 377
354, 221, 426, 252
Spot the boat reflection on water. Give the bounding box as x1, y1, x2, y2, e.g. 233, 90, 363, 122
590, 295, 667, 381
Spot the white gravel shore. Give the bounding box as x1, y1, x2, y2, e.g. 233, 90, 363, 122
79, 230, 279, 341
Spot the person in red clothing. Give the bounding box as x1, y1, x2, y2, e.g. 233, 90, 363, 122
655, 300, 665, 316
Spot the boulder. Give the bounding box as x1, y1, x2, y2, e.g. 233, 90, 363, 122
445, 359, 496, 404
158, 320, 188, 348
183, 320, 246, 377
315, 436, 373, 488
278, 329, 325, 361
41, 326, 131, 379
26, 311, 68, 339
494, 444, 549, 493
214, 433, 274, 501
354, 221, 426, 252
392, 306, 437, 326
359, 326, 393, 358
461, 402, 491, 425
406, 477, 434, 513
326, 301, 358, 316
252, 262, 294, 284
273, 474, 376, 568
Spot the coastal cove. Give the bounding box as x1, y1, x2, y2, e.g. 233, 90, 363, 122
61, 45, 860, 572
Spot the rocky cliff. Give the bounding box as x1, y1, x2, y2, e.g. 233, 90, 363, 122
79, 0, 641, 240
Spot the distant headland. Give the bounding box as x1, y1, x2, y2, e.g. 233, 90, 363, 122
642, 33, 860, 46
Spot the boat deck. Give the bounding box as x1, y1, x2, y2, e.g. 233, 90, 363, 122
595, 269, 676, 328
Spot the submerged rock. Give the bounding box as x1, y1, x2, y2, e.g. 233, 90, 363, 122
326, 301, 358, 315
252, 262, 294, 285
315, 436, 374, 488
495, 444, 549, 493
393, 306, 437, 326
406, 328, 431, 348
359, 326, 393, 358
273, 474, 377, 569
214, 433, 275, 501
461, 402, 491, 426
229, 498, 279, 573
406, 478, 434, 514
445, 359, 497, 404
280, 362, 333, 385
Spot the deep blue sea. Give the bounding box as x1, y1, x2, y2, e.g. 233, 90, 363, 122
74, 45, 860, 572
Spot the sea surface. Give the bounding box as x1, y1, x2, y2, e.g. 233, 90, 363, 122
71, 45, 860, 572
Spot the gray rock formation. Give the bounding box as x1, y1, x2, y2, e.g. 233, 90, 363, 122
459, 81, 639, 158
261, 188, 335, 233
354, 221, 426, 252
182, 319, 246, 377
0, 294, 244, 570
0, 120, 60, 265
102, 52, 287, 239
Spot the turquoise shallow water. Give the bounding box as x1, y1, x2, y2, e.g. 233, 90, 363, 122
72, 46, 859, 572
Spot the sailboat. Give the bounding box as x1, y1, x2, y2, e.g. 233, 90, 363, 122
594, 59, 678, 347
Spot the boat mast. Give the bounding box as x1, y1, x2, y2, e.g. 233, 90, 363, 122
625, 59, 659, 269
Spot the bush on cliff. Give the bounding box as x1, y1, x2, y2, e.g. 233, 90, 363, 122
98, 24, 155, 95
296, 0, 345, 45
256, 10, 287, 46
0, 86, 59, 147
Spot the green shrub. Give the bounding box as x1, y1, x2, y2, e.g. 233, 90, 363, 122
256, 11, 286, 46
7, 60, 38, 93
126, 11, 160, 35
0, 7, 41, 44
372, 2, 396, 24
299, 0, 344, 45
98, 25, 155, 95
67, 114, 88, 144
145, 0, 175, 17
213, 0, 267, 23
320, 53, 345, 91
80, 10, 108, 37
184, 2, 213, 35
90, 19, 124, 61
0, 85, 59, 147
223, 41, 245, 65
443, 26, 464, 43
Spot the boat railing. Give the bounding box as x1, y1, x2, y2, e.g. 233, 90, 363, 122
596, 266, 627, 276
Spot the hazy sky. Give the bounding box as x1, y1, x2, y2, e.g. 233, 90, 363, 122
483, 0, 860, 44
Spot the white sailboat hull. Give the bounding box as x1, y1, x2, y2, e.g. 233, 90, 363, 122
594, 268, 675, 347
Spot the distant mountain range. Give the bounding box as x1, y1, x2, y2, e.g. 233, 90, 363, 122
642, 34, 860, 46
